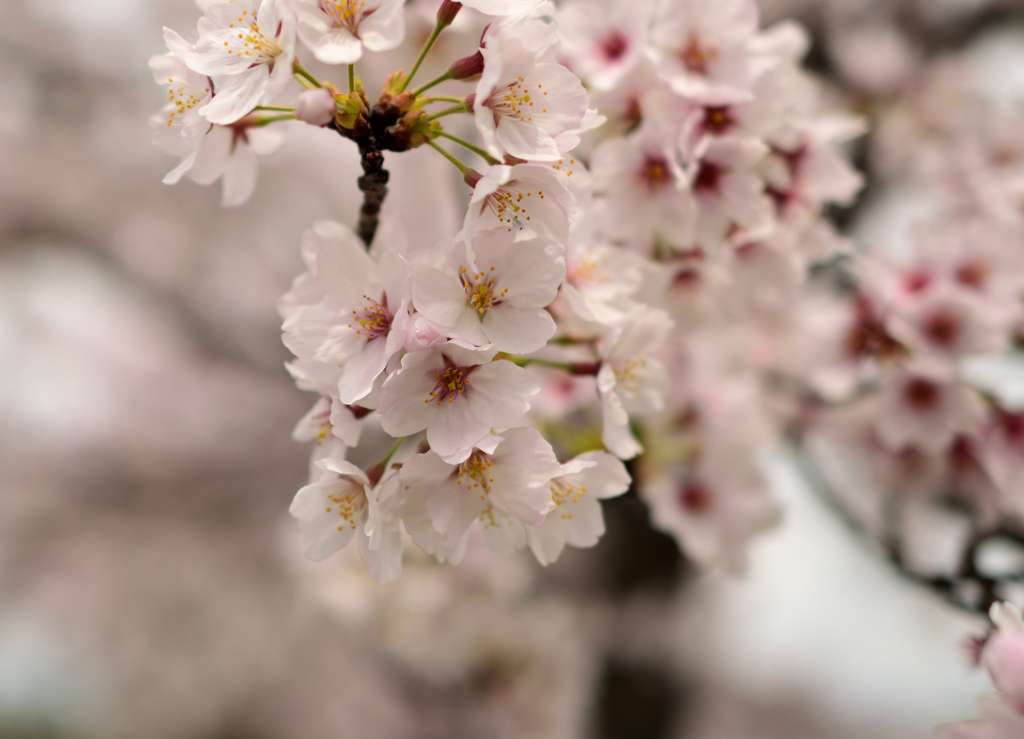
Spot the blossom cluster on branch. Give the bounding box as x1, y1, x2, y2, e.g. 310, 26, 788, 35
149, 0, 869, 583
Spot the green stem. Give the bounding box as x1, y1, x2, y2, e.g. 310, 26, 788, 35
401, 21, 445, 93
427, 104, 466, 121
381, 437, 405, 468
425, 96, 465, 104
412, 70, 453, 97
427, 140, 469, 175
254, 105, 294, 113
436, 131, 499, 166
509, 358, 575, 371
348, 64, 355, 93
252, 114, 295, 126
292, 58, 322, 89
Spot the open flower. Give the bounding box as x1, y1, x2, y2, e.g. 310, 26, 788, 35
289, 459, 403, 583
474, 19, 591, 162
413, 229, 563, 354
293, 0, 405, 65
187, 0, 296, 125
281, 220, 411, 405
597, 307, 673, 459
527, 451, 631, 565
398, 427, 560, 557
377, 341, 539, 464
464, 163, 575, 245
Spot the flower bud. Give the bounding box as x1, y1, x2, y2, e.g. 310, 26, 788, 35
295, 88, 337, 127
437, 0, 462, 28
448, 50, 484, 81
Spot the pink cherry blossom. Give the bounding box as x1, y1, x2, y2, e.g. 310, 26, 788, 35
293, 0, 405, 65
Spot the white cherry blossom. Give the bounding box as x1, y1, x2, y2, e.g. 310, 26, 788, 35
646, 0, 760, 104
591, 123, 696, 251
377, 341, 539, 464
281, 220, 411, 405
597, 308, 673, 459
464, 163, 575, 245
556, 0, 650, 91
412, 229, 563, 354
181, 117, 286, 207
293, 0, 405, 65
527, 451, 631, 566
187, 0, 297, 125
474, 19, 591, 162
289, 459, 403, 583
873, 366, 987, 455
149, 28, 213, 183
398, 427, 560, 557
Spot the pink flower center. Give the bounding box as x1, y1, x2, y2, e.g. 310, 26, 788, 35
903, 377, 940, 411
693, 162, 722, 193
702, 106, 734, 135
428, 365, 471, 405
679, 34, 718, 74
956, 260, 988, 289
349, 294, 392, 339
678, 481, 713, 513
600, 31, 629, 61
637, 155, 673, 193
921, 308, 961, 348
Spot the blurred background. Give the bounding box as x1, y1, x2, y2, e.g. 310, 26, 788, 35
3, 0, 1024, 736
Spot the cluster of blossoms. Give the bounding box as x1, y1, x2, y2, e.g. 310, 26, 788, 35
791, 58, 1024, 609
150, 0, 866, 582
937, 602, 1024, 738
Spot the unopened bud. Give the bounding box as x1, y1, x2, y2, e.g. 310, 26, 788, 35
295, 88, 337, 127
437, 0, 462, 28
448, 50, 484, 81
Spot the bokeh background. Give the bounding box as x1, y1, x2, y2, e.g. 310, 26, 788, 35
3, 0, 1024, 736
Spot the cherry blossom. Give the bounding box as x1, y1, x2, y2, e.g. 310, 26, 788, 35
555, 0, 651, 92
398, 427, 560, 557
281, 220, 411, 405
377, 341, 539, 464
412, 229, 563, 354
597, 308, 673, 459
464, 163, 576, 245
187, 0, 297, 125
180, 117, 286, 207
474, 19, 591, 162
646, 0, 760, 103
289, 459, 403, 583
293, 0, 405, 65
527, 451, 631, 566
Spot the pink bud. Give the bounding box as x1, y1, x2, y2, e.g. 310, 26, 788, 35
295, 88, 337, 127
437, 0, 462, 28
448, 50, 484, 81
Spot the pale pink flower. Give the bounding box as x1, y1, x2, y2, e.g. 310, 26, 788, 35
289, 459, 403, 583
149, 28, 213, 181
377, 341, 539, 464
597, 308, 672, 459
294, 87, 337, 126
281, 220, 411, 405
646, 0, 760, 104
459, 0, 544, 15
687, 136, 772, 250
873, 366, 987, 455
642, 438, 778, 574
398, 427, 560, 556
182, 117, 286, 207
293, 0, 405, 65
527, 451, 631, 565
591, 123, 696, 251
556, 0, 650, 91
187, 0, 297, 125
464, 164, 575, 245
474, 19, 591, 162
889, 286, 1010, 364
412, 229, 563, 354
